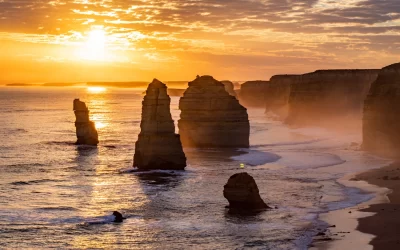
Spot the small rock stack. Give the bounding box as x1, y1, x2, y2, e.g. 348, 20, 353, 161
223, 172, 269, 210
73, 99, 99, 146
134, 79, 186, 170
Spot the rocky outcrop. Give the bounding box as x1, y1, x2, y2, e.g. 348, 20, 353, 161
363, 63, 400, 158
239, 80, 269, 107
221, 81, 237, 97
73, 99, 99, 145
223, 172, 270, 210
265, 75, 300, 118
133, 79, 186, 170
178, 75, 250, 148
286, 70, 379, 125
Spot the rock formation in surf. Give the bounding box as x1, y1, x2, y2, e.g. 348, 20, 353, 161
178, 75, 250, 148
363, 63, 400, 158
286, 70, 379, 125
134, 79, 186, 170
221, 80, 237, 97
239, 80, 269, 107
73, 99, 99, 146
223, 172, 270, 210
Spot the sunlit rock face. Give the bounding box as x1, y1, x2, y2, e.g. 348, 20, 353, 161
286, 70, 379, 125
221, 80, 237, 97
239, 80, 269, 107
223, 172, 270, 210
73, 99, 99, 146
134, 79, 186, 170
178, 75, 250, 148
363, 63, 400, 158
265, 75, 300, 119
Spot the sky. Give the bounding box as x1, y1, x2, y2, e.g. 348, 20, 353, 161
0, 0, 399, 83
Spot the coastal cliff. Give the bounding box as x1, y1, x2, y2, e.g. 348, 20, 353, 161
239, 81, 269, 107
265, 75, 299, 118
286, 70, 379, 125
73, 99, 99, 146
178, 75, 250, 148
221, 81, 238, 97
363, 63, 400, 158
134, 79, 186, 170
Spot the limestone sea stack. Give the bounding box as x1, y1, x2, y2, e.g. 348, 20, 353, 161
363, 63, 400, 158
223, 172, 270, 210
221, 80, 237, 97
178, 75, 250, 148
73, 99, 99, 146
133, 79, 186, 170
239, 80, 269, 107
286, 69, 379, 125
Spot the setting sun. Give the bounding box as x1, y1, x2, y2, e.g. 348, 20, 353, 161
77, 28, 107, 61
87, 86, 106, 93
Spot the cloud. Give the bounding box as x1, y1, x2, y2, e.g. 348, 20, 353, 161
0, 0, 399, 80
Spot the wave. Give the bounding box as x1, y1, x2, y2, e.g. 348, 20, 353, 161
36, 206, 79, 211
231, 149, 281, 166
10, 179, 63, 186
251, 139, 326, 149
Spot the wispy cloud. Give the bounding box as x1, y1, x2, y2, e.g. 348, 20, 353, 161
0, 0, 399, 81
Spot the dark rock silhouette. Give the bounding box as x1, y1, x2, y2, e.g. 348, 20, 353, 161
286, 69, 379, 125
112, 211, 126, 223
73, 99, 99, 146
221, 80, 238, 97
133, 79, 186, 170
363, 63, 400, 158
223, 172, 270, 210
178, 75, 250, 148
265, 75, 300, 119
239, 80, 269, 107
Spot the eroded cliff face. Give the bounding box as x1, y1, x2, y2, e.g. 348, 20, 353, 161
265, 75, 300, 118
239, 81, 269, 107
134, 79, 186, 170
221, 81, 238, 97
286, 70, 379, 125
73, 99, 99, 146
178, 75, 250, 148
363, 63, 400, 158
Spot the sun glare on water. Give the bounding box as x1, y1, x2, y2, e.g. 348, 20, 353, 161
87, 87, 107, 93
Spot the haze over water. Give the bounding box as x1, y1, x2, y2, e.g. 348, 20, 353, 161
0, 87, 390, 249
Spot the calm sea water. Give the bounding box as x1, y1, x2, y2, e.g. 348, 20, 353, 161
0, 87, 390, 249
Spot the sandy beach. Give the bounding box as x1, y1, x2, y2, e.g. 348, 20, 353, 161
311, 162, 400, 250
355, 162, 400, 250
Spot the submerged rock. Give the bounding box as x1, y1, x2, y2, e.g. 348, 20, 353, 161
178, 75, 250, 148
73, 99, 99, 146
133, 79, 186, 170
223, 172, 270, 210
363, 63, 400, 158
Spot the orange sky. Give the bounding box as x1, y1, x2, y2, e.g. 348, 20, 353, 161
0, 0, 399, 83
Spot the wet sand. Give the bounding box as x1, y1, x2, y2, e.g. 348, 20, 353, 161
354, 162, 400, 250
310, 173, 389, 250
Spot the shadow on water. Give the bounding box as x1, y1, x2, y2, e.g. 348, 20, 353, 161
184, 148, 245, 165
135, 171, 184, 190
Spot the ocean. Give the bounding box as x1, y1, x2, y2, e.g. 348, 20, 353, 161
0, 87, 390, 249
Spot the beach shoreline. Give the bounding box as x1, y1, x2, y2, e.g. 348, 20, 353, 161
311, 162, 400, 250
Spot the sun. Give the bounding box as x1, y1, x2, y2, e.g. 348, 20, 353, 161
77, 28, 107, 61
87, 87, 107, 93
